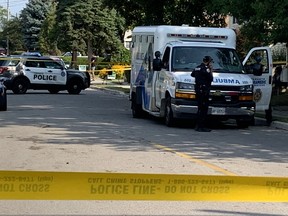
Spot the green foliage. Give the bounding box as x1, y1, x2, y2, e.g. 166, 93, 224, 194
0, 6, 8, 30
212, 0, 288, 49
56, 0, 124, 57
2, 17, 25, 52
20, 0, 52, 51
111, 47, 131, 64
271, 43, 287, 62
39, 1, 59, 55
104, 0, 226, 27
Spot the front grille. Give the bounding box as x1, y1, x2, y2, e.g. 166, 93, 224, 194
209, 85, 251, 106
211, 85, 241, 91
209, 95, 239, 105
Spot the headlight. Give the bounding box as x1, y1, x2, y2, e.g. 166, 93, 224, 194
240, 85, 253, 92
176, 82, 195, 91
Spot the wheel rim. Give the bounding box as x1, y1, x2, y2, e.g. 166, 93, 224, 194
15, 80, 28, 93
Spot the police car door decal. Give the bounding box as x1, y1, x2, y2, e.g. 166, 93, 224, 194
243, 47, 273, 111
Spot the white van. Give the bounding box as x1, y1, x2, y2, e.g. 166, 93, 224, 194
130, 25, 273, 127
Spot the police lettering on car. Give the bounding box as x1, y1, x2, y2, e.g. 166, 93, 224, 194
33, 74, 57, 81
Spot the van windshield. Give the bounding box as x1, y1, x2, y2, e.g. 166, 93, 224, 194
172, 47, 245, 74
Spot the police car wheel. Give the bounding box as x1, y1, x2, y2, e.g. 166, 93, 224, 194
12, 78, 29, 94
67, 80, 82, 94
165, 97, 175, 127
0, 88, 7, 111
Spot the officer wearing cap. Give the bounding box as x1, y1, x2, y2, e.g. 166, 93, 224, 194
191, 56, 214, 132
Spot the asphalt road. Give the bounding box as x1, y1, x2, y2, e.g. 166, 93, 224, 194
0, 88, 288, 215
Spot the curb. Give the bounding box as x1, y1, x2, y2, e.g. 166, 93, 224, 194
271, 121, 288, 131
90, 85, 129, 97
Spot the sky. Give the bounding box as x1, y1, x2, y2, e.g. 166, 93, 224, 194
0, 0, 28, 16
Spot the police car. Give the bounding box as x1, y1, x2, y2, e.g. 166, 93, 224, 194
4, 56, 90, 94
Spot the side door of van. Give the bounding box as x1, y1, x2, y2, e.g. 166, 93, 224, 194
242, 47, 273, 112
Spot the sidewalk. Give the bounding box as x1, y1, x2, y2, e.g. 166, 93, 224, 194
90, 77, 288, 130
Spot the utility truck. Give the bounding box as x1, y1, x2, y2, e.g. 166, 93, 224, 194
130, 25, 273, 127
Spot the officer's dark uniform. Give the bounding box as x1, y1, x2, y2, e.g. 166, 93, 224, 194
191, 56, 213, 132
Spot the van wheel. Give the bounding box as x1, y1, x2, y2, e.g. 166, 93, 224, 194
132, 97, 143, 118
0, 89, 7, 111
12, 78, 29, 94
67, 79, 82, 94
165, 96, 175, 127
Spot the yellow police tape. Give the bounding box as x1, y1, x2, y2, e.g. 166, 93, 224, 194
0, 171, 287, 201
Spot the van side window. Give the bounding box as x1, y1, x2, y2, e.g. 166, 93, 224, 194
162, 47, 170, 70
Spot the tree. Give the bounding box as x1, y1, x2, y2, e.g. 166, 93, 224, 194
103, 0, 143, 28
2, 17, 25, 53
212, 0, 288, 50
56, 0, 125, 64
104, 0, 226, 27
20, 0, 52, 51
0, 6, 8, 31
38, 1, 59, 55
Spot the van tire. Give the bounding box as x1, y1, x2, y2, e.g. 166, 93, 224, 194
132, 97, 143, 118
165, 96, 175, 127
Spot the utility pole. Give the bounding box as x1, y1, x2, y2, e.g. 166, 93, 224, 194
6, 0, 10, 55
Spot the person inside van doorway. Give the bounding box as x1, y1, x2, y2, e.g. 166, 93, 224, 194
252, 55, 264, 76
191, 56, 214, 132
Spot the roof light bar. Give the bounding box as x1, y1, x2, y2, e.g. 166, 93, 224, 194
167, 33, 228, 39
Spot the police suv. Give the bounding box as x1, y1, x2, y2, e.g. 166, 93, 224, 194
4, 56, 90, 94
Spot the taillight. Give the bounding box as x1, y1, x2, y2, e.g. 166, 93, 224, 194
0, 67, 8, 74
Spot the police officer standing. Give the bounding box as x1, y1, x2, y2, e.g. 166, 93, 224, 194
191, 56, 214, 132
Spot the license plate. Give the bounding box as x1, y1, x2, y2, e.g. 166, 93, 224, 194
211, 107, 226, 115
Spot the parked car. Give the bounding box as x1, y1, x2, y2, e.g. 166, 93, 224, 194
0, 47, 7, 55
0, 56, 21, 78
4, 56, 90, 94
